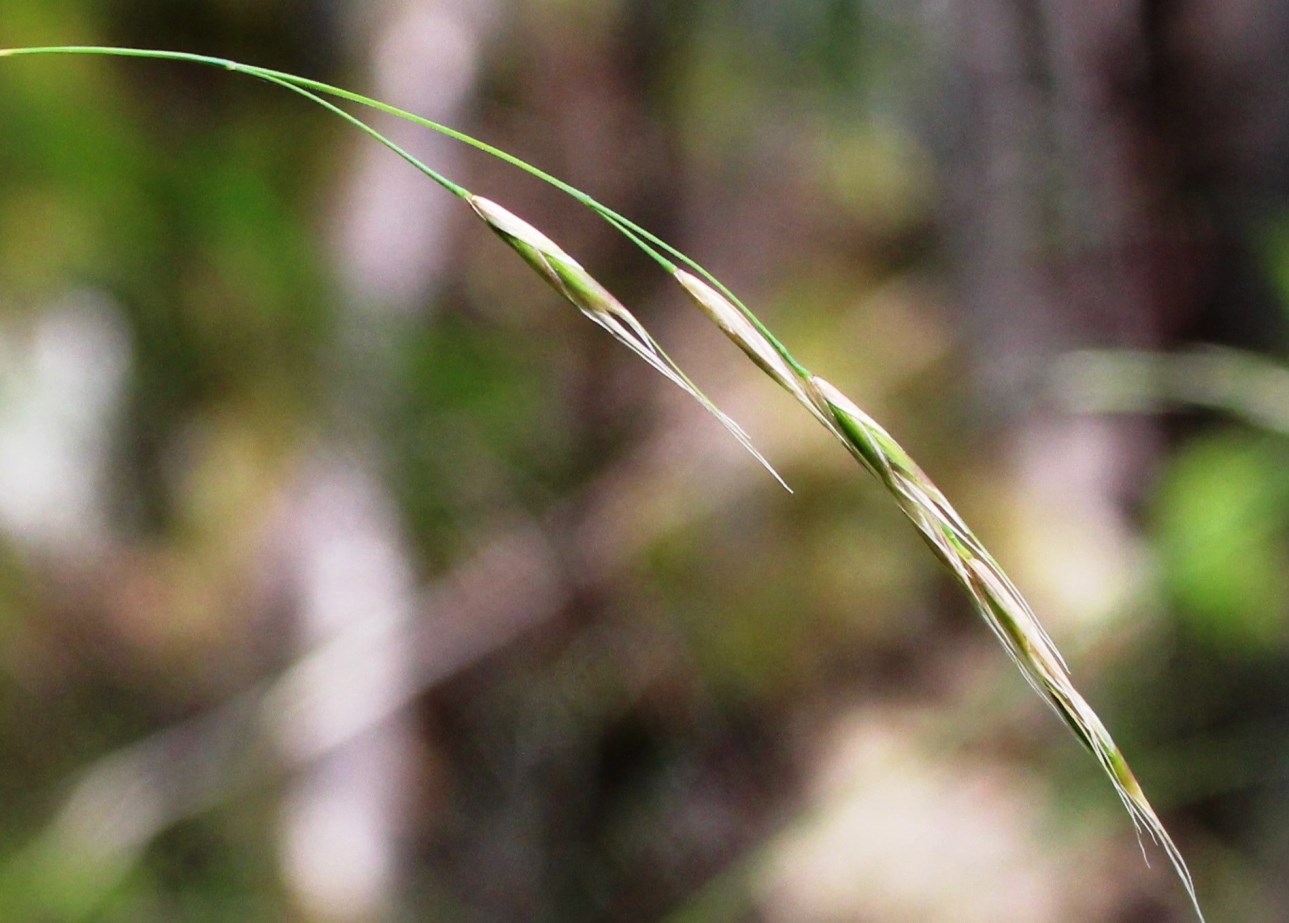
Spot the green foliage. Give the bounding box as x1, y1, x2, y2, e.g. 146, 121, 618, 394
1156, 432, 1289, 650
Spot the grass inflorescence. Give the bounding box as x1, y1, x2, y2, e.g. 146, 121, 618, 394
0, 43, 1204, 920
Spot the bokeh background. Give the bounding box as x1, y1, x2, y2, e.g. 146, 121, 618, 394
2, 1, 1288, 920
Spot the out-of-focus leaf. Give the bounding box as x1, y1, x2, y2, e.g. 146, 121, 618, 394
1155, 432, 1289, 649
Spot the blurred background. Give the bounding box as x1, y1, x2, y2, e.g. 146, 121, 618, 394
1, 1, 1287, 920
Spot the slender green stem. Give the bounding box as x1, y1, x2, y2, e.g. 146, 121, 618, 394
255, 73, 466, 198
0, 43, 789, 484
0, 44, 809, 377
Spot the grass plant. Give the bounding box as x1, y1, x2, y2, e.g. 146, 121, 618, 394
0, 44, 1204, 920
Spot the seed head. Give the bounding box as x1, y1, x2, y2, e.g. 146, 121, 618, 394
470, 196, 787, 489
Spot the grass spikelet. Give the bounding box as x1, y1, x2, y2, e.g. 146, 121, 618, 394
675, 272, 1205, 922
675, 269, 832, 428
468, 196, 788, 490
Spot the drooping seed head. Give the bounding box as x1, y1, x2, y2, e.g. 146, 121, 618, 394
807, 372, 1203, 920
674, 270, 794, 389
469, 195, 595, 305
674, 269, 838, 431
469, 196, 787, 489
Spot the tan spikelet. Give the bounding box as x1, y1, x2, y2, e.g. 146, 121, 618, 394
468, 196, 787, 489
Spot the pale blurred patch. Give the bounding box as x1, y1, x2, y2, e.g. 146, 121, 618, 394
758, 707, 1106, 923
0, 289, 129, 556
995, 414, 1157, 637
332, 0, 496, 312
274, 453, 417, 923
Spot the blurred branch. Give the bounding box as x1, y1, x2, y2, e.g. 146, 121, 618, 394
2, 515, 569, 921
1053, 346, 1289, 435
